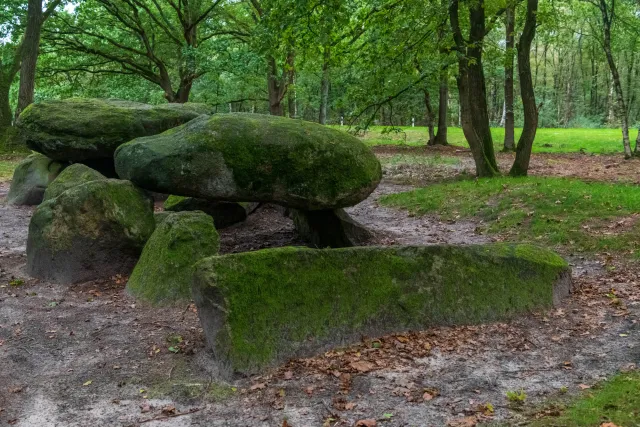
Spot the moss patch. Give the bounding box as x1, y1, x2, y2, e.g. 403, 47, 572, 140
192, 244, 570, 374
17, 98, 207, 161
43, 163, 106, 201
115, 114, 382, 210
127, 211, 219, 305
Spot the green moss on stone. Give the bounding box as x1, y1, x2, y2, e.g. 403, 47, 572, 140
192, 244, 571, 374
43, 163, 106, 201
115, 113, 382, 210
17, 98, 207, 161
127, 211, 219, 305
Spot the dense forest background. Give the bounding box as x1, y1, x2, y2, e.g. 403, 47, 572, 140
2, 0, 640, 133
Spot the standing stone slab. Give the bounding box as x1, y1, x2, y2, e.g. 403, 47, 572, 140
192, 244, 572, 376
6, 154, 66, 205
115, 114, 382, 210
17, 98, 210, 162
127, 211, 220, 305
291, 208, 373, 247
27, 179, 155, 284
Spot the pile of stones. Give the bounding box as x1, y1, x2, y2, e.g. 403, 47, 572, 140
7, 98, 572, 377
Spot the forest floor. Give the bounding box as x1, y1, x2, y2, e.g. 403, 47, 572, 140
1, 148, 639, 427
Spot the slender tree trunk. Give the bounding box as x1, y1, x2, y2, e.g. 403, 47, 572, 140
433, 74, 449, 145
503, 3, 516, 151
319, 46, 330, 124
15, 0, 43, 120
267, 56, 284, 116
450, 0, 499, 177
288, 71, 296, 118
424, 90, 436, 145
597, 0, 632, 158
510, 0, 539, 176
0, 80, 13, 135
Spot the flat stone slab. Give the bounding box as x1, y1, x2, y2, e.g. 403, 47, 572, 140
192, 244, 573, 376
115, 114, 382, 210
17, 98, 210, 162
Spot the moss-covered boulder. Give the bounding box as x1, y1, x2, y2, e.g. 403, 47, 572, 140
115, 114, 382, 210
6, 154, 66, 205
164, 195, 258, 229
127, 211, 220, 305
192, 244, 572, 375
43, 163, 106, 201
27, 179, 155, 284
17, 98, 211, 162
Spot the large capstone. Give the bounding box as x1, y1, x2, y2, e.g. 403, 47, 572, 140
6, 153, 66, 205
164, 195, 259, 229
26, 179, 155, 284
127, 211, 220, 305
43, 163, 106, 202
17, 98, 211, 163
115, 114, 382, 210
192, 244, 572, 376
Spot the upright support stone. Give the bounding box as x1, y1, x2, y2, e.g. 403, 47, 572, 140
291, 208, 372, 247
7, 154, 66, 205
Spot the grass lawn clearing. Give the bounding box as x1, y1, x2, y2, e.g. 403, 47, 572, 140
529, 371, 640, 426
380, 176, 640, 256
341, 126, 628, 155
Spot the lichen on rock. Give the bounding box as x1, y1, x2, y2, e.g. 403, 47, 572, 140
27, 179, 155, 284
115, 113, 382, 210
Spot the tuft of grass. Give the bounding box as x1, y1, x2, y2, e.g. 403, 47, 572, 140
380, 176, 640, 256
531, 371, 640, 426
335, 126, 629, 154
506, 389, 527, 404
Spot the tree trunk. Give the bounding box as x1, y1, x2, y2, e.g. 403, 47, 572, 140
510, 0, 539, 176
424, 90, 436, 145
14, 0, 43, 120
450, 0, 499, 177
503, 3, 516, 151
597, 0, 632, 158
288, 71, 296, 118
0, 80, 13, 136
433, 72, 449, 145
319, 46, 330, 124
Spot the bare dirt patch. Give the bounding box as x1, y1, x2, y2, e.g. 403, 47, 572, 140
1, 167, 639, 426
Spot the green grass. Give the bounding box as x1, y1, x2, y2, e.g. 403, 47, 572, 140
0, 158, 21, 180
380, 176, 640, 256
531, 371, 640, 426
338, 126, 629, 154
380, 153, 462, 167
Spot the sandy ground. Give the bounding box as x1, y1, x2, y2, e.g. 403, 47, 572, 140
1, 153, 640, 426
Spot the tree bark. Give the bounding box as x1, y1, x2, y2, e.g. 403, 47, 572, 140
267, 53, 293, 116
597, 0, 632, 158
288, 70, 297, 118
450, 0, 499, 177
319, 46, 330, 124
503, 3, 516, 151
0, 80, 13, 135
510, 0, 539, 176
433, 71, 449, 145
424, 90, 436, 145
15, 0, 43, 120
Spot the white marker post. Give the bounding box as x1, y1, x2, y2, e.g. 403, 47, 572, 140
340, 116, 344, 126
412, 117, 415, 127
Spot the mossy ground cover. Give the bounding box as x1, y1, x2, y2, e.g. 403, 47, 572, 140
381, 176, 640, 256
340, 126, 629, 154
527, 371, 640, 426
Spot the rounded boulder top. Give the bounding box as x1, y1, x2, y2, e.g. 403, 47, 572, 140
16, 98, 212, 162
115, 113, 382, 210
